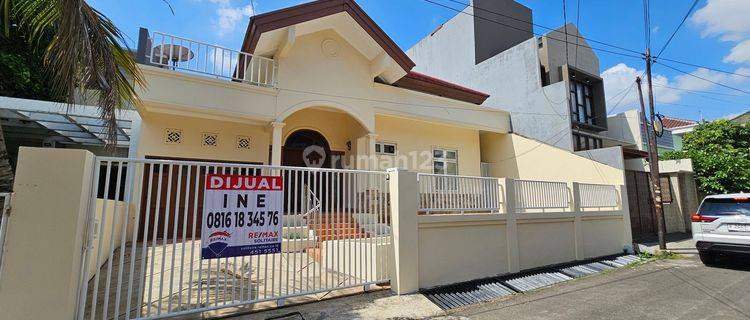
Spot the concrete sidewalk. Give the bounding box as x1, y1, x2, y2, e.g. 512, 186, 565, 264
223, 254, 750, 320
636, 232, 697, 255
451, 256, 750, 320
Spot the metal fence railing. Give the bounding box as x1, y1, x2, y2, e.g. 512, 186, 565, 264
417, 173, 500, 214
148, 31, 277, 88
0, 192, 11, 280
513, 180, 569, 211
577, 183, 619, 208
76, 158, 390, 320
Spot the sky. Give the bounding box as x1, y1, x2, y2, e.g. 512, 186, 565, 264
89, 0, 750, 122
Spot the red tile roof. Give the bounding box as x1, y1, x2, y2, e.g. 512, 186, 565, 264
662, 116, 697, 129
393, 71, 490, 105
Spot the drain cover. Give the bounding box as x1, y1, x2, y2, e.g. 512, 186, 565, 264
600, 255, 640, 268
423, 278, 515, 310
503, 272, 573, 292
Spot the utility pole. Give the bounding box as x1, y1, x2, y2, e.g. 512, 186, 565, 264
638, 49, 667, 250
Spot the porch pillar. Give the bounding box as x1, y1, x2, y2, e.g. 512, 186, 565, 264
366, 132, 378, 170
270, 121, 285, 166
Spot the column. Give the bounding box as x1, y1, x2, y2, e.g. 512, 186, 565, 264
366, 132, 378, 170
503, 178, 520, 273
270, 121, 285, 166
387, 168, 420, 294
571, 182, 584, 260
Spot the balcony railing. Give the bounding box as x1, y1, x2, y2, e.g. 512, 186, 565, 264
144, 31, 277, 88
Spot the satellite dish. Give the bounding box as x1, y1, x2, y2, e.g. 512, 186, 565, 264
152, 44, 195, 65
653, 114, 665, 137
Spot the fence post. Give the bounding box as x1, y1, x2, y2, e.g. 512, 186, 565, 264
619, 184, 634, 253
0, 148, 95, 320
387, 168, 419, 294
571, 182, 584, 260
503, 178, 520, 273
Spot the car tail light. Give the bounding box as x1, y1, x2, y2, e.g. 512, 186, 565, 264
691, 213, 718, 223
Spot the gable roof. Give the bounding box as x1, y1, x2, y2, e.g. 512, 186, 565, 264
662, 116, 697, 129
393, 71, 490, 105
241, 0, 415, 71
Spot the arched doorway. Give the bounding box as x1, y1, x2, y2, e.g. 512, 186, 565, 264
282, 129, 331, 168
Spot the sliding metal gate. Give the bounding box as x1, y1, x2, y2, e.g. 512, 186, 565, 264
76, 157, 391, 319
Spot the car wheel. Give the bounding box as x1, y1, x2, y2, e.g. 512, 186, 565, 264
699, 251, 717, 265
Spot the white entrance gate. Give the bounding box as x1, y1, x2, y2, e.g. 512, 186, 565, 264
76, 157, 391, 319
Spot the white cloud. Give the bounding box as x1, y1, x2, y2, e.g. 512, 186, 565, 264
205, 0, 255, 36
601, 63, 680, 112
600, 63, 748, 113
691, 0, 750, 42
723, 39, 750, 64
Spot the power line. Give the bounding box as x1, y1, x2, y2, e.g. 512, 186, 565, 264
654, 57, 750, 78
657, 62, 750, 95
651, 83, 742, 97
423, 0, 750, 83
654, 0, 699, 58
574, 0, 582, 68
420, 0, 645, 60
441, 0, 642, 55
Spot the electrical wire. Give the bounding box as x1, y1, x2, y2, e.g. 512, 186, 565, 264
420, 0, 645, 61
654, 0, 699, 58
657, 62, 750, 95
441, 0, 642, 55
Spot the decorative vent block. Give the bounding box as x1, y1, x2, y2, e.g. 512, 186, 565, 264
164, 128, 183, 144
236, 135, 251, 150
202, 132, 218, 147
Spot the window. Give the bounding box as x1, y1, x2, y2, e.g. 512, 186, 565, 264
569, 79, 596, 126
375, 142, 396, 155
572, 133, 603, 151
433, 148, 458, 175
659, 176, 673, 204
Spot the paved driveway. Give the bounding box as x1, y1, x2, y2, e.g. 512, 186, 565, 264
449, 256, 750, 320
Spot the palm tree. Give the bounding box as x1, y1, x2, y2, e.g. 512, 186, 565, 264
0, 0, 144, 191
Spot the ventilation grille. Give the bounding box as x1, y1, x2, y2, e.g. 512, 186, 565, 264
202, 132, 218, 147
164, 128, 183, 144
236, 136, 251, 150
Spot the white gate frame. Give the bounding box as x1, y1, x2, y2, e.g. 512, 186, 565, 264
75, 157, 392, 320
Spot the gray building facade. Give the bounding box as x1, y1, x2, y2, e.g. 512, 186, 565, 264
407, 0, 608, 153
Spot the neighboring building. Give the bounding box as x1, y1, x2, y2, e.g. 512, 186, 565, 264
604, 110, 676, 156
407, 0, 607, 153
603, 110, 699, 237
0, 96, 136, 171
662, 115, 698, 151
729, 110, 750, 125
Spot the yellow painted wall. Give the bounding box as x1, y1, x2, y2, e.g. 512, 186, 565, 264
481, 132, 624, 185
375, 115, 481, 176
137, 112, 270, 163
282, 107, 367, 152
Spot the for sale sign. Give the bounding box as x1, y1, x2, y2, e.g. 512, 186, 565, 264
201, 174, 283, 259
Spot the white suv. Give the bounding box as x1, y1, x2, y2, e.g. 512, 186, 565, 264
692, 193, 750, 265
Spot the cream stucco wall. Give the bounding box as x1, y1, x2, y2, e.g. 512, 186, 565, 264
481, 132, 624, 185
137, 112, 270, 163
282, 107, 367, 153
375, 115, 481, 176
416, 212, 627, 289
0, 148, 95, 320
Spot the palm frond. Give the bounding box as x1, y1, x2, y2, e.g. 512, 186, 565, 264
13, 0, 145, 148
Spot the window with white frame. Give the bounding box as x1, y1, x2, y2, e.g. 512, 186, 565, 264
375, 142, 397, 155
432, 148, 458, 175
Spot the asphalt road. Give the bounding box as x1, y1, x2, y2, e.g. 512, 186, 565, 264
448, 255, 750, 320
